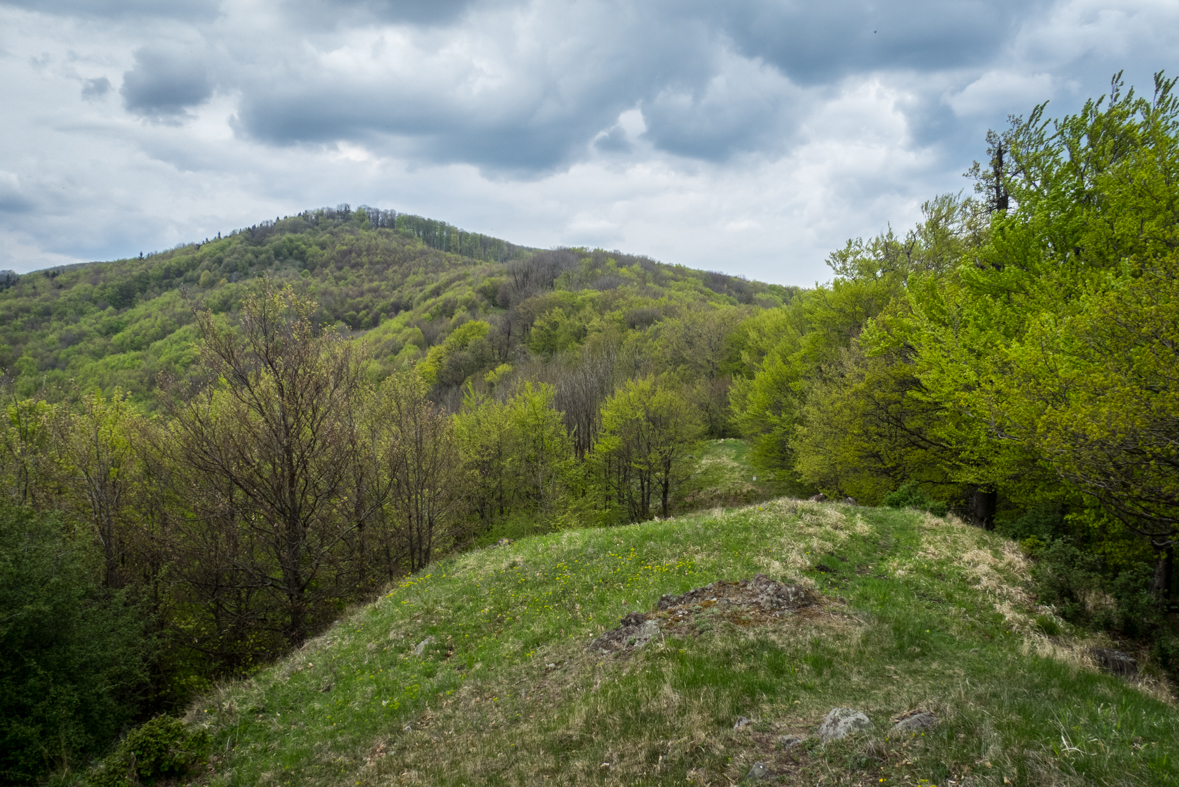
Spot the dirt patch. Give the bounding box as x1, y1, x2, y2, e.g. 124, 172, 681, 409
588, 575, 824, 653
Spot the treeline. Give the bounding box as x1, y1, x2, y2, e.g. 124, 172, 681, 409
251, 204, 533, 263
731, 73, 1179, 666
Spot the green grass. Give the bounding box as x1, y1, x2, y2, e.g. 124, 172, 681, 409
181, 500, 1177, 786
683, 439, 794, 510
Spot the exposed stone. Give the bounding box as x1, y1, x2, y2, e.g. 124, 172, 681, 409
889, 711, 939, 737
843, 497, 858, 506
656, 574, 820, 617
734, 716, 752, 730
588, 575, 821, 654
1090, 647, 1138, 676
745, 762, 771, 781
818, 708, 874, 741
587, 613, 660, 653
777, 735, 804, 750
413, 636, 434, 656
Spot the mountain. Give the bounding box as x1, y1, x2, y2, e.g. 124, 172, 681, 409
0, 205, 793, 404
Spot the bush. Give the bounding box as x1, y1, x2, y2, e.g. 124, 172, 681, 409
85, 716, 207, 787
0, 505, 154, 786
882, 482, 947, 517
1031, 537, 1177, 674
995, 504, 1068, 542
1029, 538, 1104, 625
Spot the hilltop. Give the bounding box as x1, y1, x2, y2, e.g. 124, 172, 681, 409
141, 497, 1176, 786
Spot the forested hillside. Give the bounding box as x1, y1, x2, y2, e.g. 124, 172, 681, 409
2, 74, 1177, 786
0, 204, 787, 405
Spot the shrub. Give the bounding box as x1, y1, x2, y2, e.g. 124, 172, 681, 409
85, 716, 207, 787
1031, 537, 1176, 675
994, 504, 1068, 542
0, 505, 153, 786
882, 482, 947, 517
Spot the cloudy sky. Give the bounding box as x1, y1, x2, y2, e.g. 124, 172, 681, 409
0, 0, 1174, 285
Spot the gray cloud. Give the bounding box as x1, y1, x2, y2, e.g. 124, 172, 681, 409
121, 45, 214, 118
0, 173, 35, 214
81, 76, 112, 100
711, 0, 1042, 84
640, 56, 806, 161
234, 80, 623, 173
283, 0, 484, 27
228, 6, 715, 172
0, 0, 220, 20
593, 126, 632, 154
220, 0, 1049, 171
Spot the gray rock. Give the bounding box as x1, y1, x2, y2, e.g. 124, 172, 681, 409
587, 614, 660, 653
777, 735, 804, 750
889, 711, 939, 737
413, 636, 435, 656
745, 762, 771, 781
734, 716, 752, 730
843, 497, 858, 506
1090, 647, 1138, 676
818, 708, 874, 741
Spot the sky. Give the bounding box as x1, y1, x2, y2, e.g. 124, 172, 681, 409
0, 1, 1175, 286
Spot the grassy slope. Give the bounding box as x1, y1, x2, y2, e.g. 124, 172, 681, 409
187, 498, 1177, 786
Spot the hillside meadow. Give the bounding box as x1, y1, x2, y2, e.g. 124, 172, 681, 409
164, 498, 1175, 787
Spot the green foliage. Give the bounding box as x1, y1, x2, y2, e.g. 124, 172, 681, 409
0, 210, 525, 404
589, 376, 704, 523
455, 382, 575, 537
84, 716, 207, 787
0, 505, 152, 786
1030, 538, 1168, 646
0, 394, 55, 508
732, 195, 980, 490
900, 73, 1179, 555
882, 482, 948, 517
0, 209, 787, 413
995, 504, 1068, 543
417, 319, 490, 385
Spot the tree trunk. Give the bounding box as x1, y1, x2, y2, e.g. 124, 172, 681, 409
1149, 544, 1174, 605
968, 487, 997, 530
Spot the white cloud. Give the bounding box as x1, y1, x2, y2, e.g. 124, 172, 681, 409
944, 71, 1056, 118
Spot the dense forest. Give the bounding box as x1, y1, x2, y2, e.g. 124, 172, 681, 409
1, 74, 1177, 785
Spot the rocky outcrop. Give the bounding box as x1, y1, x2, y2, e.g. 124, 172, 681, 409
587, 575, 822, 654
817, 708, 874, 741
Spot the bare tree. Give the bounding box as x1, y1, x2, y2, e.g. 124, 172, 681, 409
379, 371, 465, 572
51, 390, 142, 589
162, 281, 370, 644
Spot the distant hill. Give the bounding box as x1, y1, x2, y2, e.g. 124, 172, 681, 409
0, 205, 793, 404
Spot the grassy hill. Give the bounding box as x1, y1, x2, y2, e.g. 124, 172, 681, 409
168, 496, 1176, 786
